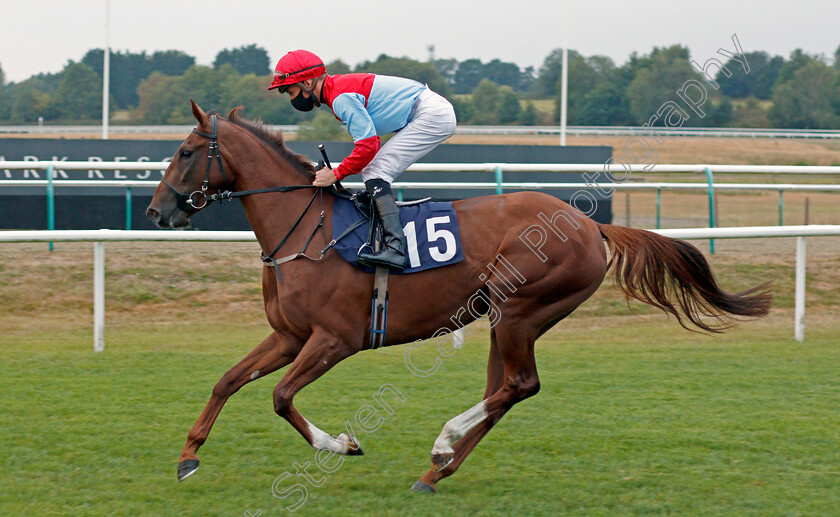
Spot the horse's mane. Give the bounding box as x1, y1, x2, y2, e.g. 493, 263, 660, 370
225, 107, 316, 179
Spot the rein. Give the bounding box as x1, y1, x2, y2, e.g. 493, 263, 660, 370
166, 114, 338, 283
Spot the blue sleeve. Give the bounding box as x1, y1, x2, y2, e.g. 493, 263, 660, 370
331, 93, 377, 142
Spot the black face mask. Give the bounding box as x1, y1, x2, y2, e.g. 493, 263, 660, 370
291, 90, 316, 112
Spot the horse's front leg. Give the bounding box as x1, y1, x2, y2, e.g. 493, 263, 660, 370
177, 331, 304, 481
272, 327, 364, 455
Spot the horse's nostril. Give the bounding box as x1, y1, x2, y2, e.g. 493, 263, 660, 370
146, 207, 160, 223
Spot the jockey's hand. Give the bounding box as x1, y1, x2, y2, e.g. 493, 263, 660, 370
313, 166, 338, 187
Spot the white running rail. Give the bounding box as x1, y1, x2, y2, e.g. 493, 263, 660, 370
1, 225, 838, 350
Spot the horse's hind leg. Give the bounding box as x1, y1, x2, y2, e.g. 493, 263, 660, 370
411, 275, 604, 493
412, 324, 539, 493
177, 331, 303, 481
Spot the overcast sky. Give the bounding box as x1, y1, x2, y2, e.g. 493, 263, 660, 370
2, 0, 839, 83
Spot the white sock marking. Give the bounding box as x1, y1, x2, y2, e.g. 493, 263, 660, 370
305, 418, 347, 453
432, 400, 488, 455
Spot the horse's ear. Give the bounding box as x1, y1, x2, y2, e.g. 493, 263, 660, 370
227, 105, 245, 121
190, 99, 208, 126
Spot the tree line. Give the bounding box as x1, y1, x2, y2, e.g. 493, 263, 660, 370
1, 43, 840, 129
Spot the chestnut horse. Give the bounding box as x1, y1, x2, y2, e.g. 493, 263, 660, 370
146, 101, 771, 492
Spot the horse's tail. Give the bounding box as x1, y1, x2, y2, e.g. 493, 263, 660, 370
597, 224, 772, 332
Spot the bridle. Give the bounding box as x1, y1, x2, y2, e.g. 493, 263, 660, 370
160, 114, 340, 283
162, 114, 233, 212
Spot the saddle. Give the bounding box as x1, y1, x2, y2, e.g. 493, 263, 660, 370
332, 183, 430, 210
327, 183, 429, 261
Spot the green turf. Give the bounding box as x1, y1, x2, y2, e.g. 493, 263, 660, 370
1, 316, 838, 516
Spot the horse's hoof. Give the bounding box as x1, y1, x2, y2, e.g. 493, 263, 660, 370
177, 459, 200, 481
411, 479, 436, 493
431, 452, 454, 472
338, 433, 364, 456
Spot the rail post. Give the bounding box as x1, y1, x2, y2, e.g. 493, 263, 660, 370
494, 165, 503, 195
656, 188, 661, 229
94, 241, 105, 352
625, 192, 631, 226
794, 236, 806, 342
47, 164, 55, 251
704, 166, 715, 253
778, 190, 784, 226
125, 187, 132, 230
396, 188, 404, 202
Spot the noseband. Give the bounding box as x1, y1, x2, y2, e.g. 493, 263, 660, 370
162, 114, 233, 212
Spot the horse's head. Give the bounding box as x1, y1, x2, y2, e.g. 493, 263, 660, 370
146, 100, 232, 229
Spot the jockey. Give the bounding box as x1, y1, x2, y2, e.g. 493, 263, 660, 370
268, 49, 457, 271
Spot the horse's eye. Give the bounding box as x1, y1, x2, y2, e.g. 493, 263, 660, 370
180, 150, 193, 159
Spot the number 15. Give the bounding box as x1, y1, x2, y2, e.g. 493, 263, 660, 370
403, 216, 457, 268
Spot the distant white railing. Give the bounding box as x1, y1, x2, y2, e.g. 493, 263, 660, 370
454, 126, 840, 139
3, 179, 839, 192
4, 125, 840, 139
1, 225, 837, 351
4, 160, 840, 173
0, 125, 297, 135
2, 161, 839, 240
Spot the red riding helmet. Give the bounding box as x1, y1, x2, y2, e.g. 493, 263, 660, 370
268, 50, 326, 91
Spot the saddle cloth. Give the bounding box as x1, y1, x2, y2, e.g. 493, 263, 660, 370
331, 196, 464, 274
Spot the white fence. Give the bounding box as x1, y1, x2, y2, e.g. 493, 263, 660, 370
454, 126, 840, 139
2, 161, 839, 233
4, 160, 840, 173
1, 225, 838, 351
4, 125, 840, 139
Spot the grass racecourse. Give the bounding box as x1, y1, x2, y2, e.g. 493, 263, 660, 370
1, 133, 839, 516
0, 237, 839, 516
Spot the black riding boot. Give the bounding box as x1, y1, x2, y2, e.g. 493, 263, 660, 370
357, 180, 406, 271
